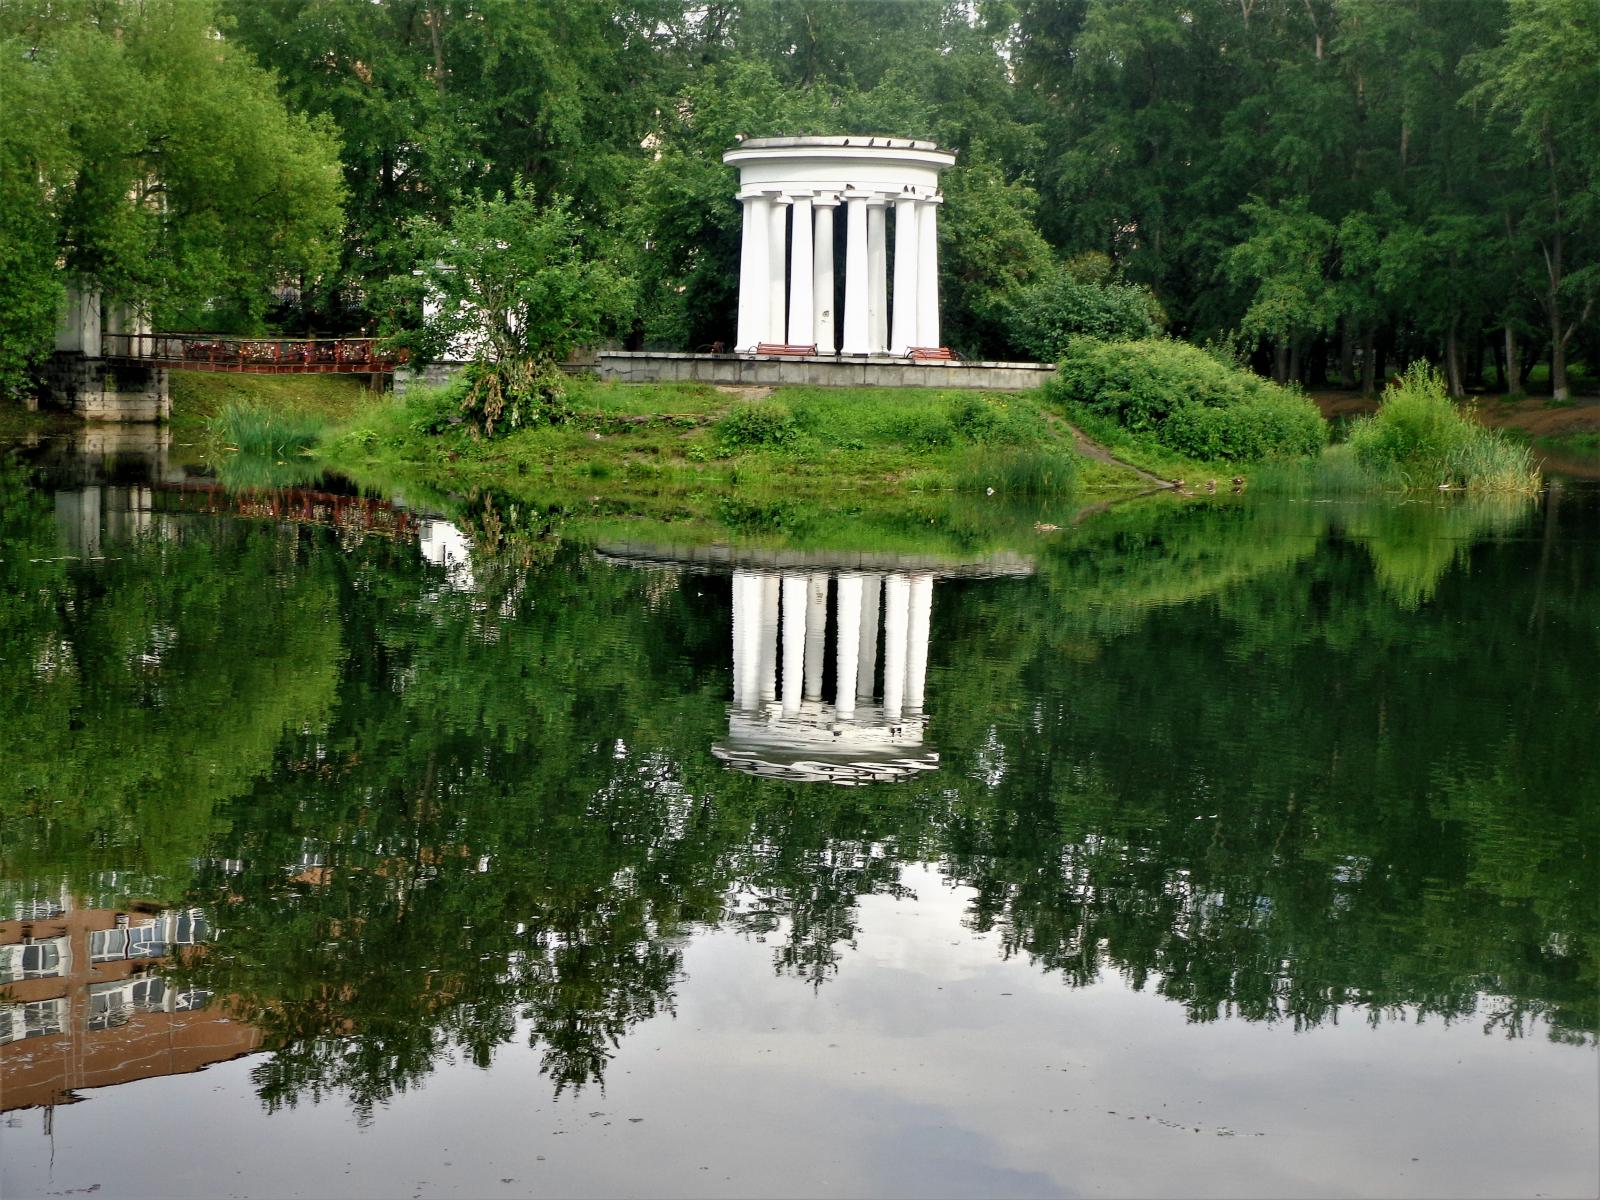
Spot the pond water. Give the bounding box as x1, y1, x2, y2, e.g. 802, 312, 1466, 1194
2, 430, 1596, 1199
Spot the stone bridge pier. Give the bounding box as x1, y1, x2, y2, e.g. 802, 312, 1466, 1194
43, 286, 169, 423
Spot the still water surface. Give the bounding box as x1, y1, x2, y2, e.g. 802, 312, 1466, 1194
1, 432, 1595, 1198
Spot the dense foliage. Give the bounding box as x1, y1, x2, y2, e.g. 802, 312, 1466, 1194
999, 270, 1166, 362
0, 0, 345, 393
212, 0, 1594, 392
1046, 338, 1327, 462
5, 1, 1594, 397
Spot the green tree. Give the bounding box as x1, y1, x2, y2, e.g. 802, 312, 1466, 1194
396, 185, 631, 369
388, 183, 633, 435
1226, 198, 1339, 383
1468, 0, 1600, 401
0, 0, 346, 391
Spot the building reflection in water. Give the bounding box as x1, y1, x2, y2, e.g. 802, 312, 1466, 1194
0, 891, 258, 1112
598, 544, 1034, 786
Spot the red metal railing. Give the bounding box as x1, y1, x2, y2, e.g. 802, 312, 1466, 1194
154, 481, 420, 539
102, 332, 406, 374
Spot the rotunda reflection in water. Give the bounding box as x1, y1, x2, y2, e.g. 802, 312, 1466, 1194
721, 569, 939, 784
598, 543, 1034, 786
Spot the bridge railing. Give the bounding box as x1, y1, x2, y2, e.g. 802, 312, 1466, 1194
102, 332, 406, 373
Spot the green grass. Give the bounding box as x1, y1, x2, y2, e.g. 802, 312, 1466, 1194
317, 377, 1117, 505
1535, 431, 1600, 454
1346, 363, 1539, 493
953, 445, 1079, 495
170, 372, 379, 439
211, 401, 329, 459
1054, 402, 1221, 481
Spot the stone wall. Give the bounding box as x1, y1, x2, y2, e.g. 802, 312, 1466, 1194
596, 350, 1054, 391
44, 353, 169, 422
391, 361, 464, 400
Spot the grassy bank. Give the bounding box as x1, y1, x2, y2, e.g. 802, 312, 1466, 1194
315, 377, 1156, 504
170, 372, 378, 444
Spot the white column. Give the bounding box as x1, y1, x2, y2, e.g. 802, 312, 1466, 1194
916, 196, 942, 350
781, 575, 806, 716
841, 193, 871, 355
758, 574, 780, 705
736, 194, 771, 353
891, 196, 920, 356
55, 285, 101, 355
856, 574, 880, 700
834, 574, 863, 721
867, 198, 889, 354
804, 574, 829, 701
812, 195, 838, 352
882, 574, 910, 721
906, 574, 933, 712
786, 195, 815, 347
767, 195, 790, 344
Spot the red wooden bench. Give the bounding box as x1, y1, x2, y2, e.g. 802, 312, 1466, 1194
755, 342, 819, 356
908, 346, 960, 361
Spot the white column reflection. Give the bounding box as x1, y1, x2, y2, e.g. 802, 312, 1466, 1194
721, 568, 939, 785
856, 573, 881, 701
834, 574, 863, 721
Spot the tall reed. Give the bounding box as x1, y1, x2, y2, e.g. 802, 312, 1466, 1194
213, 401, 327, 459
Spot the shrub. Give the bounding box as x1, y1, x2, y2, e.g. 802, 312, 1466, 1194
715, 402, 799, 453
211, 401, 326, 458
461, 357, 573, 438
1044, 338, 1325, 462
946, 393, 1047, 446
403, 381, 466, 436
1002, 274, 1165, 361
1347, 363, 1539, 492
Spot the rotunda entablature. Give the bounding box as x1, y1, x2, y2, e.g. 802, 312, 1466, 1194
724, 135, 954, 197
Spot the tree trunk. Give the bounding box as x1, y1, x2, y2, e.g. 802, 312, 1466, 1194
426, 6, 447, 93
1550, 329, 1569, 403
1444, 315, 1463, 398
1274, 339, 1290, 385
1361, 327, 1377, 396
1288, 339, 1302, 386
1309, 336, 1329, 389
1340, 321, 1356, 389
1504, 325, 1521, 395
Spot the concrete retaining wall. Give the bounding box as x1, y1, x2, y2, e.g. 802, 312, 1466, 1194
597, 351, 1054, 391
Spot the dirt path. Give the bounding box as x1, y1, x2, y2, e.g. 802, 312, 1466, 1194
1044, 411, 1176, 488
1312, 389, 1600, 438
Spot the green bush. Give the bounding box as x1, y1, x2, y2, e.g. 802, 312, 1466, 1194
403, 381, 467, 436
715, 402, 799, 452
1347, 363, 1539, 492
211, 401, 326, 458
1002, 274, 1165, 361
1045, 338, 1326, 462
461, 357, 573, 438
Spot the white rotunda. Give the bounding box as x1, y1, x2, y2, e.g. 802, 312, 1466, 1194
723, 135, 956, 357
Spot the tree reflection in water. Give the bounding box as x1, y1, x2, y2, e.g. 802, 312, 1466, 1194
1, 453, 1594, 1119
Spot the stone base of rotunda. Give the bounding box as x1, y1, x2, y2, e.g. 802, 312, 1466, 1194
595, 350, 1053, 392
